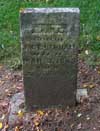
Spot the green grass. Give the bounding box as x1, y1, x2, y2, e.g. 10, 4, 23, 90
0, 0, 100, 68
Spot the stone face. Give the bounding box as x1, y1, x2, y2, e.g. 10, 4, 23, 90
20, 8, 80, 110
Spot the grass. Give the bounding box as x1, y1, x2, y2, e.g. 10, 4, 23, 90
0, 0, 100, 68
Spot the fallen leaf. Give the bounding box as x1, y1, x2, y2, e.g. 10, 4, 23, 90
17, 110, 24, 118
77, 123, 82, 130
5, 75, 9, 79
97, 71, 100, 74
0, 122, 3, 129
37, 110, 44, 116
5, 89, 9, 93
86, 116, 90, 120
93, 127, 96, 130
15, 126, 20, 131
0, 80, 4, 85
77, 113, 82, 118
4, 124, 9, 130
16, 86, 23, 90
83, 84, 88, 88
1, 114, 5, 120
36, 126, 39, 131
89, 84, 95, 88
0, 101, 8, 107
0, 65, 3, 70
70, 123, 74, 129
34, 121, 40, 126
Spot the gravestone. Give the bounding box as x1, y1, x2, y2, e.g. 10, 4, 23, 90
20, 8, 80, 110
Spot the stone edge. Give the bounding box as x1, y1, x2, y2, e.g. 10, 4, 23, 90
20, 8, 80, 14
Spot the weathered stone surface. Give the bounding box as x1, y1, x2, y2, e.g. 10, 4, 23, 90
76, 89, 88, 103
20, 8, 80, 110
8, 92, 24, 125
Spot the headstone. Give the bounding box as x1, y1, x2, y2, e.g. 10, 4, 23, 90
20, 8, 80, 110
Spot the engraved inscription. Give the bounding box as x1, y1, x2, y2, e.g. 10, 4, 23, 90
23, 24, 75, 74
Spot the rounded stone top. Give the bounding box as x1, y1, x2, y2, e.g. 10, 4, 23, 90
20, 8, 80, 14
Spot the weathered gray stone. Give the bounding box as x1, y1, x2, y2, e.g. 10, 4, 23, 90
20, 8, 80, 110
8, 92, 24, 125
76, 89, 88, 103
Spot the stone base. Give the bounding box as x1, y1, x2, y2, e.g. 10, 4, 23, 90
76, 89, 88, 103
8, 92, 25, 126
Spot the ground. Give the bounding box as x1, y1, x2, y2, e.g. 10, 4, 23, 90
0, 58, 100, 131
